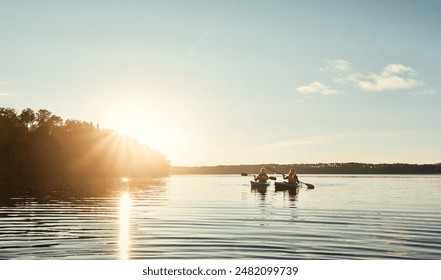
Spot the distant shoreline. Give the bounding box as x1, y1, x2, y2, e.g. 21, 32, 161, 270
171, 163, 441, 175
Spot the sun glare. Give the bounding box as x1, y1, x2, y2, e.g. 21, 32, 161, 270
99, 99, 190, 164
118, 192, 131, 260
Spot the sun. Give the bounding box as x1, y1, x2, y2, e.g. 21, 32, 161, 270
98, 99, 189, 163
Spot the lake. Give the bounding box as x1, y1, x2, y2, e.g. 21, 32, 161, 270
0, 174, 440, 259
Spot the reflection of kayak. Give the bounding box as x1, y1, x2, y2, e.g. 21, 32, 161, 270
275, 181, 301, 191
250, 181, 270, 188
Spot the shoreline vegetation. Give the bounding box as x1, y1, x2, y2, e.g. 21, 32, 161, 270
172, 163, 441, 175
0, 107, 170, 194
2, 107, 439, 196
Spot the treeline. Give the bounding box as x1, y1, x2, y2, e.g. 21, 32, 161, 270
0, 107, 170, 190
172, 162, 441, 175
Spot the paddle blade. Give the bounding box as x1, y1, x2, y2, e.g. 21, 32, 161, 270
241, 172, 248, 176
304, 183, 315, 189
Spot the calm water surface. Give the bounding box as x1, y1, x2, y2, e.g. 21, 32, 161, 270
1, 175, 440, 259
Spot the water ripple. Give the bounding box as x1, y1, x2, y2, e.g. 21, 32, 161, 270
1, 175, 441, 259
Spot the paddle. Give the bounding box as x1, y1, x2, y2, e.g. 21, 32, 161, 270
265, 166, 315, 189
241, 172, 276, 181
299, 181, 315, 189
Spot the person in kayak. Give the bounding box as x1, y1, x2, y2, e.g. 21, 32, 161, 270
283, 168, 299, 184
254, 168, 269, 183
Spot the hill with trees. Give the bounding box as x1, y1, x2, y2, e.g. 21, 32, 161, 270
0, 107, 170, 192
172, 162, 441, 175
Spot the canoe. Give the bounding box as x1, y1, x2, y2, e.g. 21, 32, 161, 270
250, 181, 270, 188
274, 181, 301, 191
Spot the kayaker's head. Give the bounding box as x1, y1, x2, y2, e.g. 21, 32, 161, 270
289, 168, 296, 174
260, 168, 266, 173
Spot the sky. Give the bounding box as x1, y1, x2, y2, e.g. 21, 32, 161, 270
1, 0, 440, 166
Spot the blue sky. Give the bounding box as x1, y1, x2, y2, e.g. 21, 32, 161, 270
1, 0, 440, 166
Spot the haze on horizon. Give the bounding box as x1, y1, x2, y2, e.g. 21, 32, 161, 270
1, 0, 440, 166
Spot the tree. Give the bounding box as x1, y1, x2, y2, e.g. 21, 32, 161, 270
19, 108, 36, 131
1, 107, 171, 192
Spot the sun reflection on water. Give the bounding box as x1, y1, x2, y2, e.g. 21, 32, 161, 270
118, 192, 131, 260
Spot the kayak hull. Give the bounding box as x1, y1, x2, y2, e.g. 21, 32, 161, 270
250, 181, 270, 188
274, 181, 301, 191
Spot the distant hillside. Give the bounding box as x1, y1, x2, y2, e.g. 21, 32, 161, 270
172, 163, 441, 175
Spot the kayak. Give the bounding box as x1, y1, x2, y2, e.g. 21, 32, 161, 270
274, 181, 301, 191
250, 181, 270, 188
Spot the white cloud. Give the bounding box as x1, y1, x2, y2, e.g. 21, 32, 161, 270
260, 133, 365, 149
383, 64, 416, 75
0, 81, 18, 97
320, 59, 352, 72
409, 87, 437, 97
301, 60, 435, 97
333, 71, 364, 84
356, 64, 423, 91
0, 92, 18, 96
325, 60, 358, 85
296, 81, 337, 95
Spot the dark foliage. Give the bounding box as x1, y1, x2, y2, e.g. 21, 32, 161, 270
172, 162, 441, 175
0, 107, 170, 191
